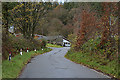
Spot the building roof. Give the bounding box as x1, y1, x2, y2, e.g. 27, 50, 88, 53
46, 35, 63, 40
35, 34, 71, 43
63, 39, 70, 43
37, 35, 47, 40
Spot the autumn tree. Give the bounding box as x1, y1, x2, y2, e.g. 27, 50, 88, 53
34, 17, 48, 35
47, 5, 68, 25
97, 2, 118, 59
98, 2, 118, 48
63, 2, 84, 11
2, 2, 19, 37
9, 2, 52, 39
61, 24, 74, 38
47, 18, 64, 36
75, 10, 97, 50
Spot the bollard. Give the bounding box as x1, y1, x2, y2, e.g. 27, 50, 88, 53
34, 49, 36, 51
27, 48, 29, 52
20, 49, 22, 55
42, 49, 43, 51
9, 52, 11, 61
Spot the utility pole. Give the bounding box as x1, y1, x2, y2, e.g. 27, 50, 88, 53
109, 3, 112, 40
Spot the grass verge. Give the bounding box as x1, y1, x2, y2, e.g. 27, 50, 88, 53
46, 43, 62, 48
2, 48, 52, 78
0, 64, 1, 79
0, 54, 2, 79
65, 50, 119, 79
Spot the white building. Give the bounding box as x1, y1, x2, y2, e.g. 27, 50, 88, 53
63, 39, 71, 47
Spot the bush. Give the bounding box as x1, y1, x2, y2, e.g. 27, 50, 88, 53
11, 36, 45, 51
40, 39, 46, 48
81, 37, 101, 53
2, 33, 16, 60
2, 34, 46, 60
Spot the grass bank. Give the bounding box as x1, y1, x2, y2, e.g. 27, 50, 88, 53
2, 48, 52, 78
46, 43, 62, 48
0, 64, 1, 79
0, 54, 2, 79
65, 50, 119, 79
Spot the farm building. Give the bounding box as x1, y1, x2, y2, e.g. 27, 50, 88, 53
46, 35, 71, 47
63, 39, 71, 47
35, 34, 71, 47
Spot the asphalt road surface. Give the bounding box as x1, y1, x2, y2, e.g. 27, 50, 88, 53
19, 47, 110, 78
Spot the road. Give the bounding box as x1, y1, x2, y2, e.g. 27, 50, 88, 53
19, 47, 110, 78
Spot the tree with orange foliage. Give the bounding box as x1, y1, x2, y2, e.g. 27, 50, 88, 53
75, 10, 97, 50
97, 2, 118, 59
98, 2, 118, 49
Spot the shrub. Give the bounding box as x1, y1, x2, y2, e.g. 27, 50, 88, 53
2, 34, 46, 60
40, 39, 46, 48
81, 37, 101, 53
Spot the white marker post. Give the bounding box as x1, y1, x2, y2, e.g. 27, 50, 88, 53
9, 52, 11, 61
27, 48, 29, 52
34, 49, 36, 51
42, 49, 43, 51
20, 49, 22, 55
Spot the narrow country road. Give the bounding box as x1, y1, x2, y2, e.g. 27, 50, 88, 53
19, 47, 110, 78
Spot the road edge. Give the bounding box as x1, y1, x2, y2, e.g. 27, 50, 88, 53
64, 55, 119, 80
17, 48, 52, 78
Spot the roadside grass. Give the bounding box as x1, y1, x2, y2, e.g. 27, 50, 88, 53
65, 51, 119, 79
0, 54, 1, 79
46, 43, 62, 48
0, 64, 1, 79
2, 48, 52, 78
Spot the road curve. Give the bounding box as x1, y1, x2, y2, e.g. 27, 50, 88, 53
19, 47, 110, 78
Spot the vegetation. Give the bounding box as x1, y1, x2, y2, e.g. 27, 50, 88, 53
64, 2, 119, 79
2, 2, 119, 79
2, 33, 47, 60
46, 43, 62, 48
8, 2, 54, 39
2, 48, 52, 78
2, 2, 19, 36
65, 37, 119, 78
0, 64, 1, 79
65, 50, 118, 78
